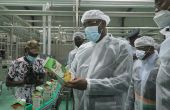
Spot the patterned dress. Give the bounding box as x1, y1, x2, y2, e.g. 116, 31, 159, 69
7, 56, 45, 103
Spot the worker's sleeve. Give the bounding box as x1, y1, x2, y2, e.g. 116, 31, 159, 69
125, 76, 135, 110
85, 44, 133, 96
67, 52, 72, 69
143, 67, 159, 100
37, 59, 46, 78
70, 55, 78, 77
7, 61, 16, 79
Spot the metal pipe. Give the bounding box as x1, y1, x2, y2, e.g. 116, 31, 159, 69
0, 3, 154, 8
81, 4, 154, 8
0, 3, 75, 7
0, 26, 160, 30
0, 0, 154, 8
26, 20, 72, 23
42, 4, 46, 54
10, 16, 14, 59
0, 6, 40, 39
16, 36, 19, 58
72, 5, 75, 32
0, 10, 74, 16
107, 27, 159, 29
46, 2, 52, 56
0, 10, 154, 17
81, 0, 154, 4
0, 6, 31, 26
75, 0, 79, 31
47, 15, 51, 55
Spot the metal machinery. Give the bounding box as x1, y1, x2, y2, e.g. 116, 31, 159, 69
0, 0, 164, 62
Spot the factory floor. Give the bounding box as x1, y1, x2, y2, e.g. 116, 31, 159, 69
0, 83, 17, 110
0, 83, 73, 110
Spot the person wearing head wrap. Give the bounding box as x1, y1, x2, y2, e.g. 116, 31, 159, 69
126, 36, 160, 110
67, 32, 85, 69
65, 10, 133, 110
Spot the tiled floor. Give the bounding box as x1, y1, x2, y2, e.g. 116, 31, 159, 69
0, 84, 16, 110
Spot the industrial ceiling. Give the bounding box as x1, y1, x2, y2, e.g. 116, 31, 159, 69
0, 0, 160, 41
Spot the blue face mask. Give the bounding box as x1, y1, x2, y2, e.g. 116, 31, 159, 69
85, 26, 101, 43
26, 55, 37, 63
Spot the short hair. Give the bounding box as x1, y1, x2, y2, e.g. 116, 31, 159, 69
25, 40, 40, 51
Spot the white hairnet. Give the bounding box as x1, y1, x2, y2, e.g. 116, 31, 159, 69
134, 36, 155, 47
81, 10, 110, 26
73, 32, 85, 39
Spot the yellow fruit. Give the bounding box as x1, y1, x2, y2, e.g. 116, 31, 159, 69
63, 72, 71, 82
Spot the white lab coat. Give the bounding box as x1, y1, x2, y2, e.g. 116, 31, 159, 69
70, 34, 133, 110
126, 52, 159, 110
156, 36, 170, 110
67, 47, 78, 69
132, 46, 137, 55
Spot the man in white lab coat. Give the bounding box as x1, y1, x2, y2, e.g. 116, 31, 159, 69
65, 10, 133, 110
153, 1, 170, 109
126, 36, 159, 110
67, 32, 85, 69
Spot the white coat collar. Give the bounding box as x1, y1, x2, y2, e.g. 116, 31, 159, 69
95, 34, 110, 47
143, 50, 158, 64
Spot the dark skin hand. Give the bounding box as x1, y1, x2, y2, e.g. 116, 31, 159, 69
6, 75, 25, 87
65, 77, 87, 90
6, 71, 55, 87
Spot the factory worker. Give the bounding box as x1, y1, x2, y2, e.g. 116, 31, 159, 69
6, 40, 46, 103
126, 36, 159, 110
156, 26, 170, 110
153, 1, 170, 109
65, 10, 133, 110
127, 29, 141, 60
67, 32, 85, 69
